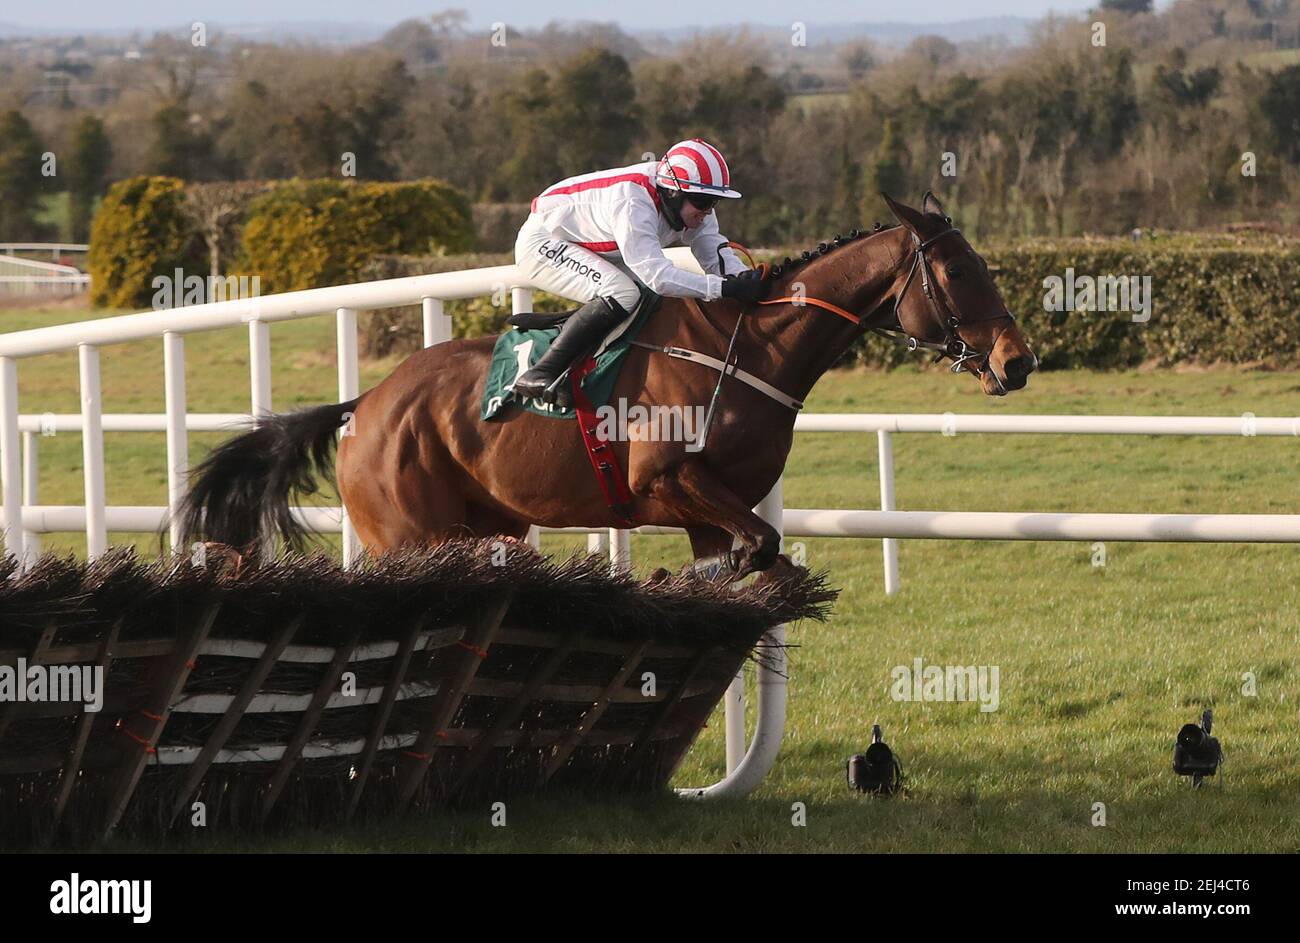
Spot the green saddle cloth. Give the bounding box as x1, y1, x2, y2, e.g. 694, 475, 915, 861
481, 293, 659, 421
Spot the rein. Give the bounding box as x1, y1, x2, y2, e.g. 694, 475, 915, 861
757, 228, 1015, 378
634, 229, 1015, 451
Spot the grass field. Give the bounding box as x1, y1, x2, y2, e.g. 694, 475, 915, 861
5, 302, 1299, 852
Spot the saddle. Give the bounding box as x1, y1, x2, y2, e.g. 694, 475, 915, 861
507, 310, 577, 331
483, 292, 661, 528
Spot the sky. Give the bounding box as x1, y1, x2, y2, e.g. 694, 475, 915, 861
2, 1, 1121, 32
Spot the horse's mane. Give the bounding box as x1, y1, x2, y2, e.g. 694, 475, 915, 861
766, 221, 901, 280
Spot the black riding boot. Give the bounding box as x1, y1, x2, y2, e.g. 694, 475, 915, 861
511, 296, 626, 407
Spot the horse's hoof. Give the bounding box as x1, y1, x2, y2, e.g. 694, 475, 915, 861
729, 540, 779, 583
491, 535, 543, 560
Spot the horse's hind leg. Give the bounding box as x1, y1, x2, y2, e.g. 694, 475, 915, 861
465, 503, 532, 542
338, 427, 472, 554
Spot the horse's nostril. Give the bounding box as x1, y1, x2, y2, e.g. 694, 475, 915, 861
1004, 355, 1036, 380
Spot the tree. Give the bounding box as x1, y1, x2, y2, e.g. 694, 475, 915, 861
147, 103, 213, 180
221, 79, 291, 179
0, 110, 45, 241
343, 59, 412, 180
547, 49, 642, 177
1259, 64, 1300, 162
840, 44, 876, 81
1154, 49, 1222, 114
66, 115, 111, 242
905, 35, 959, 69
277, 58, 412, 180
380, 19, 440, 66
861, 119, 907, 222
489, 69, 562, 200
1081, 47, 1140, 161
185, 181, 272, 278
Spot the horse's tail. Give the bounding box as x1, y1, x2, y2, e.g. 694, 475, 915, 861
176, 398, 361, 557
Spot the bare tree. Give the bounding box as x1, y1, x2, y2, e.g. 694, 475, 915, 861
185, 181, 271, 278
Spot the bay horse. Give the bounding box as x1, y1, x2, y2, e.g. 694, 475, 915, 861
178, 192, 1036, 576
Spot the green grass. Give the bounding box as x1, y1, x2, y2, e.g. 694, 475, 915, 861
6, 303, 1300, 852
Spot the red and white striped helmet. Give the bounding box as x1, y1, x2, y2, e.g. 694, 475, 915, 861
655, 138, 742, 199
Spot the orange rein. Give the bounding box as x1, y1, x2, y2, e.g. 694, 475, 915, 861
722, 241, 862, 326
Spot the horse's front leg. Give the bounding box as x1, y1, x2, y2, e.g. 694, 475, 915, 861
641, 460, 781, 580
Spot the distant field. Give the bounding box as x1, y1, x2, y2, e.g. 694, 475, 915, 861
1242, 47, 1300, 69
789, 90, 852, 114
5, 303, 1300, 852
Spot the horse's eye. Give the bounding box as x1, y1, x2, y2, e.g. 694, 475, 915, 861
945, 264, 964, 278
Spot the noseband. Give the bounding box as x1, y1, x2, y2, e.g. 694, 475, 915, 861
873, 227, 1017, 380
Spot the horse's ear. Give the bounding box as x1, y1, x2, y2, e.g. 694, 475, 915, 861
922, 190, 946, 218
882, 192, 925, 240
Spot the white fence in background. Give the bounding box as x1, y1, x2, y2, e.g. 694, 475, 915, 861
0, 255, 90, 297
0, 240, 88, 262
2, 252, 1298, 799
0, 243, 89, 259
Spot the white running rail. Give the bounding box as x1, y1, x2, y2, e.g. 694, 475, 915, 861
0, 255, 89, 296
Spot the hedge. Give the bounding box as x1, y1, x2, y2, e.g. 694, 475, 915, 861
757, 238, 1300, 370
87, 176, 203, 309
238, 179, 475, 293
86, 176, 475, 307
982, 242, 1300, 369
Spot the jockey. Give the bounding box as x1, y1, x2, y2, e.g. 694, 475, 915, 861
511, 138, 769, 404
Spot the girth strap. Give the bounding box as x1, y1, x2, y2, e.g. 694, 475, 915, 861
627, 340, 804, 411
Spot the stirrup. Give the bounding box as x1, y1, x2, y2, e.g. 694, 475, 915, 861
513, 366, 573, 407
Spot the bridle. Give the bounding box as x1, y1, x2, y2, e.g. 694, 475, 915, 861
732, 228, 1017, 389
871, 226, 1017, 383
632, 228, 1020, 450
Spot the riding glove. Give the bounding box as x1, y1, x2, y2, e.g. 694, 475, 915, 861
720, 268, 770, 305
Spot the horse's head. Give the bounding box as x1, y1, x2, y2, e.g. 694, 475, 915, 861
882, 192, 1036, 395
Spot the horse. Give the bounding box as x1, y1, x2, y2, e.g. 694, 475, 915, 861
178, 192, 1037, 577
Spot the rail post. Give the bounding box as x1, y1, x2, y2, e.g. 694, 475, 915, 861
421, 297, 452, 348
78, 344, 107, 558
0, 357, 22, 568
247, 319, 272, 419
336, 307, 361, 567
246, 318, 275, 558
610, 528, 631, 573
22, 431, 39, 561
163, 332, 187, 555
878, 429, 900, 595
